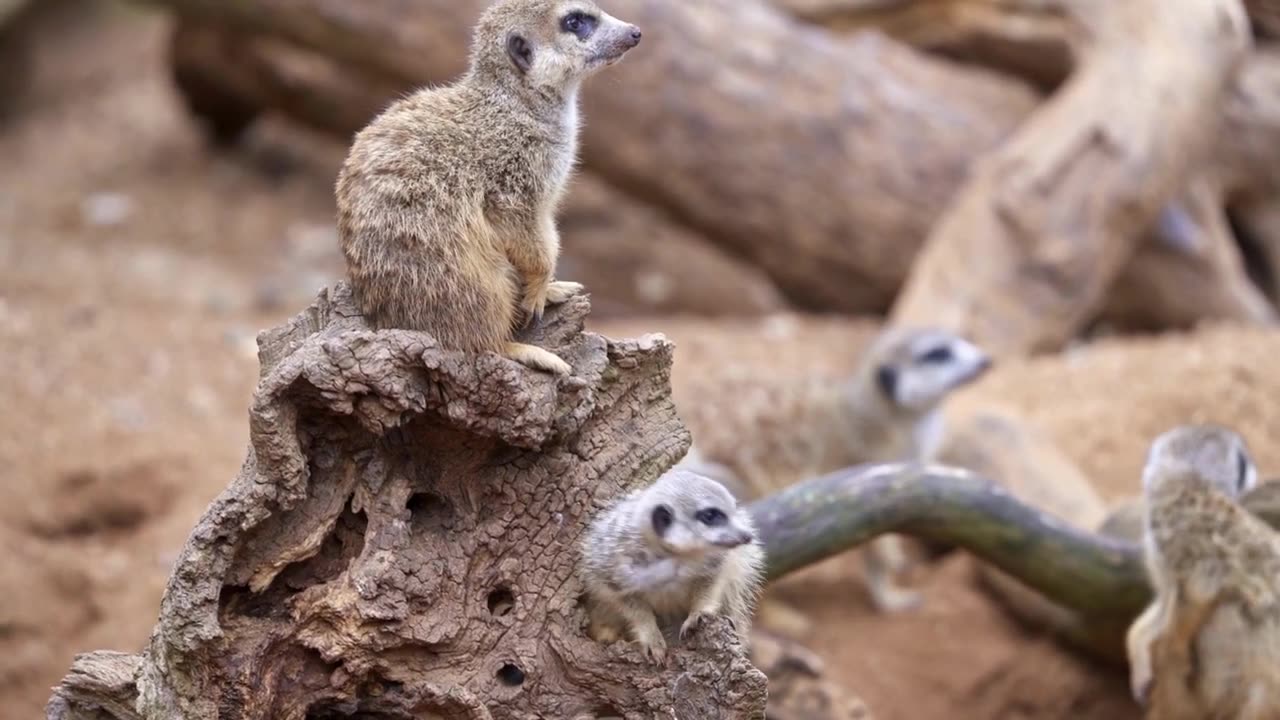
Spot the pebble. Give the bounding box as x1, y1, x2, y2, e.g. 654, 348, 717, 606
81, 192, 134, 228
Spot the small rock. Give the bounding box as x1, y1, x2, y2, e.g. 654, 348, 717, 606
634, 269, 674, 305
81, 192, 135, 228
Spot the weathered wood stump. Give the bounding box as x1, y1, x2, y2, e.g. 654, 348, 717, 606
47, 285, 769, 719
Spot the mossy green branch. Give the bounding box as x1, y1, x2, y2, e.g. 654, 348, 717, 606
749, 462, 1152, 618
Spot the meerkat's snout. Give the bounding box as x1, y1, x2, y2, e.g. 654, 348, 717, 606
711, 527, 755, 549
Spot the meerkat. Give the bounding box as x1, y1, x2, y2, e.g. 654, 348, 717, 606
335, 0, 642, 375
580, 468, 766, 663
1125, 424, 1280, 720
680, 326, 991, 613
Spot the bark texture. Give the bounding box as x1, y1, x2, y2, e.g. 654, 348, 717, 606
889, 0, 1253, 355
167, 21, 788, 320
49, 285, 769, 720
145, 0, 1041, 314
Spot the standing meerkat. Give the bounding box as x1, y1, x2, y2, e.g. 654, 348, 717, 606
580, 468, 765, 663
680, 327, 991, 613
1126, 424, 1280, 720
336, 0, 642, 375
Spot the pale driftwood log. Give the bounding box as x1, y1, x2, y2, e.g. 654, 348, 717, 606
772, 0, 1280, 84
1103, 183, 1278, 332
167, 21, 788, 320
143, 0, 1040, 314
776, 1, 1280, 334
49, 285, 770, 720
889, 0, 1252, 356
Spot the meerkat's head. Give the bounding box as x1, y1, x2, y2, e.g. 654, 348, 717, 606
640, 469, 756, 558
862, 328, 992, 414
471, 0, 642, 98
1142, 424, 1258, 499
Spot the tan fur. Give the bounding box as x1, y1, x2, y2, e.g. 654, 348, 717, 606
580, 469, 765, 663
335, 0, 640, 373
1126, 425, 1280, 720
681, 327, 990, 615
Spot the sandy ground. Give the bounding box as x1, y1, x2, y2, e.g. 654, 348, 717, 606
4, 4, 1278, 719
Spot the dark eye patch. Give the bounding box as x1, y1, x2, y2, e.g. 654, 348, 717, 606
561, 11, 598, 39
1237, 449, 1251, 494
651, 505, 673, 536
875, 365, 897, 401
695, 508, 727, 527
917, 346, 954, 365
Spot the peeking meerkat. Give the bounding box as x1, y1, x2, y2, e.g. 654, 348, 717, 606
1126, 424, 1280, 720
680, 327, 991, 613
336, 0, 642, 375
580, 468, 765, 663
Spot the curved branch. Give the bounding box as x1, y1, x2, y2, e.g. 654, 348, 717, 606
751, 463, 1150, 617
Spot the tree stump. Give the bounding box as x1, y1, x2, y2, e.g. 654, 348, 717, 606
47, 285, 768, 720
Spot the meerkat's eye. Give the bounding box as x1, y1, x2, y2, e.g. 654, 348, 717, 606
875, 365, 897, 400
561, 11, 598, 39
695, 508, 728, 527
918, 346, 954, 365
651, 505, 673, 536
1237, 449, 1252, 494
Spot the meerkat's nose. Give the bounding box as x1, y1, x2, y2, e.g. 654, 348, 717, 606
625, 26, 642, 47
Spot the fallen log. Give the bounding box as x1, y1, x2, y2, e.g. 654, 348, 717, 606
889, 0, 1253, 355
167, 21, 789, 320
144, 0, 1040, 314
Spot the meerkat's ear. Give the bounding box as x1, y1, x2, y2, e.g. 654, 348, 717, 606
507, 33, 533, 74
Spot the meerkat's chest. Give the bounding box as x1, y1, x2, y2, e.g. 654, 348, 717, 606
623, 554, 717, 615
546, 104, 580, 191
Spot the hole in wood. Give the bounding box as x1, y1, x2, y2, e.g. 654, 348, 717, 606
497, 663, 525, 687
405, 490, 452, 532
487, 586, 515, 617
406, 491, 440, 515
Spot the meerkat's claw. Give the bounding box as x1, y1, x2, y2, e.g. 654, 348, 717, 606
546, 280, 585, 304
637, 634, 667, 664
520, 286, 549, 329
679, 610, 712, 641
505, 342, 572, 375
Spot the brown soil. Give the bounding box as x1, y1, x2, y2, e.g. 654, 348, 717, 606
5, 4, 1274, 719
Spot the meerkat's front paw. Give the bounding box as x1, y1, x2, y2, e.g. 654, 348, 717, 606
520, 284, 549, 328
546, 280, 585, 304
679, 610, 714, 641
505, 342, 572, 375
635, 631, 667, 664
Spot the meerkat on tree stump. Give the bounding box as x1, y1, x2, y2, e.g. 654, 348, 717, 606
336, 0, 642, 375
1127, 424, 1280, 720
580, 468, 765, 663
